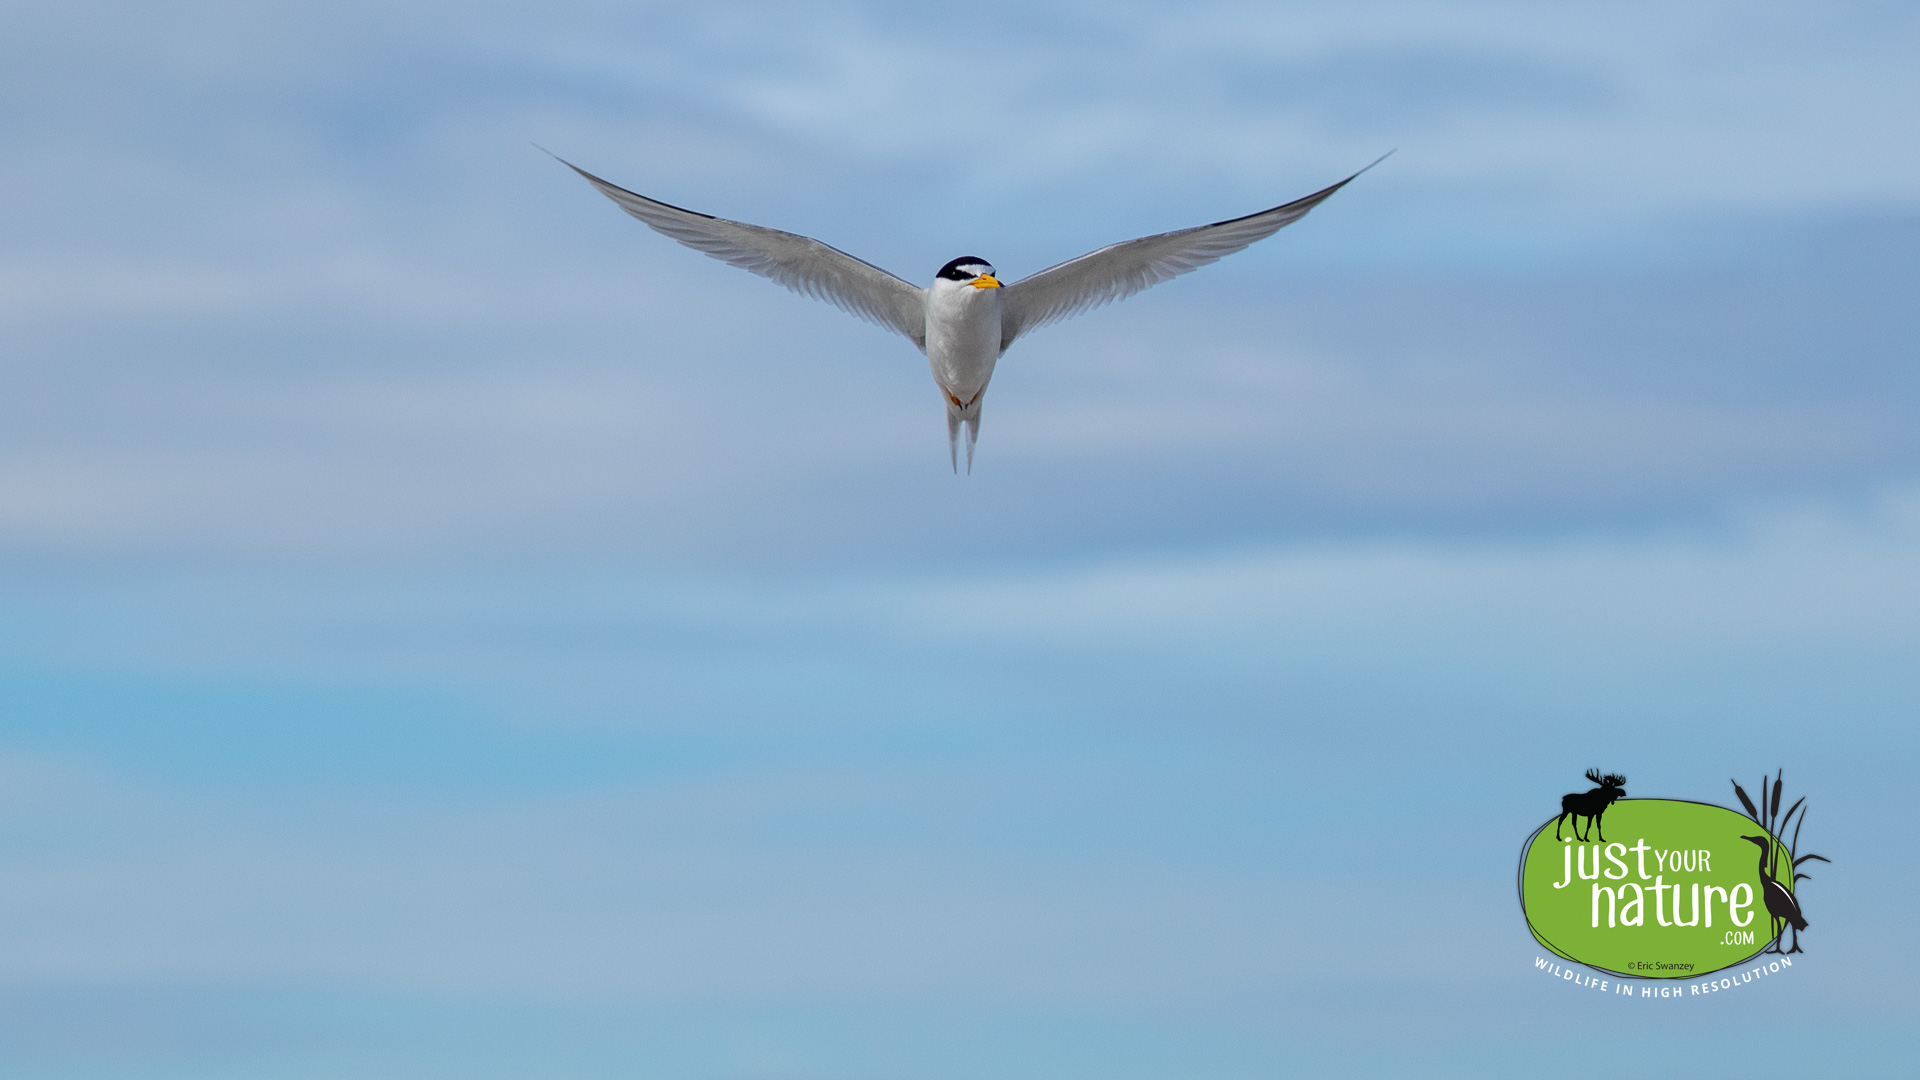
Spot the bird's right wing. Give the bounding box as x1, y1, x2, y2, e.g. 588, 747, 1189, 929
557, 156, 927, 349
998, 156, 1386, 351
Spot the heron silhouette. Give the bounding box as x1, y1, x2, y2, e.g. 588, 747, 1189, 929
1741, 834, 1807, 954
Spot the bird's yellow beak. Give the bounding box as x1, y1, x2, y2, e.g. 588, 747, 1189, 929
969, 274, 1002, 289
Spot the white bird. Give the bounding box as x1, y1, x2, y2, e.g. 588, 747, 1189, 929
556, 153, 1384, 472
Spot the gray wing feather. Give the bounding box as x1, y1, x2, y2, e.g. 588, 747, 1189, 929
998, 158, 1384, 351
558, 157, 927, 349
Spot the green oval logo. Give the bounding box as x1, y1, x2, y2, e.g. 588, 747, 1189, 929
1519, 799, 1793, 978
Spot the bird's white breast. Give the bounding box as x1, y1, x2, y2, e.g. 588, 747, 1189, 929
923, 283, 1004, 399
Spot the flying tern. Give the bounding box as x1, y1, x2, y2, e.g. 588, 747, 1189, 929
556, 153, 1384, 472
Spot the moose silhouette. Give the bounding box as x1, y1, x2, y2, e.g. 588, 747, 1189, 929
1555, 769, 1627, 842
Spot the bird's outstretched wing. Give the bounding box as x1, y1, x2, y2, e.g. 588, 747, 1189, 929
998, 156, 1387, 351
557, 157, 927, 349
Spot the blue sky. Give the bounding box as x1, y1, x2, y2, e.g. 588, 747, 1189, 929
3, 2, 1918, 1077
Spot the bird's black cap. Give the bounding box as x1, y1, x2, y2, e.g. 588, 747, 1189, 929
937, 256, 993, 281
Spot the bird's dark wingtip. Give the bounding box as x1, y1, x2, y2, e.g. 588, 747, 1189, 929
1251, 150, 1394, 220
1335, 149, 1396, 188
538, 151, 721, 220
532, 144, 605, 184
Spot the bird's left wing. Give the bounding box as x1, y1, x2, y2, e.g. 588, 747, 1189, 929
558, 158, 927, 349
998, 156, 1386, 351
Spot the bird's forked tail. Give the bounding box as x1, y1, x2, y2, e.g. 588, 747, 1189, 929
944, 395, 982, 474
